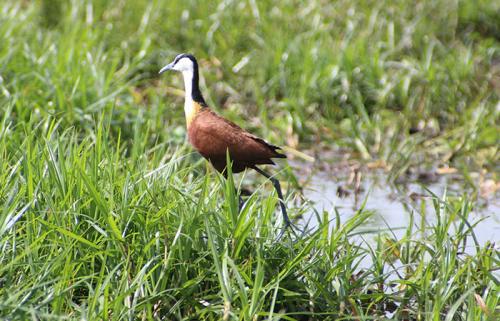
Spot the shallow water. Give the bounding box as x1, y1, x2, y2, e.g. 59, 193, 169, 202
291, 160, 500, 246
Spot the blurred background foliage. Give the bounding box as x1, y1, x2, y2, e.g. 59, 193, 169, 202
1, 0, 499, 172
0, 1, 499, 319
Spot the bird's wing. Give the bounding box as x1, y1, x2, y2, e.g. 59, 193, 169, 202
190, 109, 285, 162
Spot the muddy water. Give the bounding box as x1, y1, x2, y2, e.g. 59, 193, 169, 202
290, 160, 499, 246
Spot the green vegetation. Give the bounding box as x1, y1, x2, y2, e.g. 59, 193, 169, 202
0, 0, 498, 320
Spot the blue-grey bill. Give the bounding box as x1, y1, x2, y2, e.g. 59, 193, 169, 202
159, 63, 173, 74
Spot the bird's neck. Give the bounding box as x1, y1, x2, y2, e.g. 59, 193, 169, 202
182, 66, 207, 127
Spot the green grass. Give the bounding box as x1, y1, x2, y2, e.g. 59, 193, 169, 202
0, 0, 499, 320
0, 116, 498, 319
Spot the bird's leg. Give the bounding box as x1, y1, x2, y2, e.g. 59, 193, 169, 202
230, 179, 244, 211
238, 193, 244, 211
252, 166, 293, 230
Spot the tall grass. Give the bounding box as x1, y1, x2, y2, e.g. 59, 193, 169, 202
0, 0, 498, 320
0, 113, 497, 319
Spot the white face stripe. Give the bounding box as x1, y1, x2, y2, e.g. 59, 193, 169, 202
172, 57, 194, 72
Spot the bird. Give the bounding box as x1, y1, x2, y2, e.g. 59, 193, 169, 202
159, 53, 292, 229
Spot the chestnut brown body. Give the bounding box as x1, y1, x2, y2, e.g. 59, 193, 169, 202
188, 107, 286, 173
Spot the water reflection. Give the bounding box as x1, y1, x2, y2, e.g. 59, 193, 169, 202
291, 160, 500, 245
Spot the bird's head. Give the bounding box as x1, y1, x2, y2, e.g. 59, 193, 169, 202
159, 53, 197, 74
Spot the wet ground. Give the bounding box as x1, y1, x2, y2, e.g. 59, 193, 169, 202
289, 158, 500, 246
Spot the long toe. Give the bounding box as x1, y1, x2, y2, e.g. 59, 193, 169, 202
275, 218, 302, 240
276, 225, 288, 241
286, 216, 306, 238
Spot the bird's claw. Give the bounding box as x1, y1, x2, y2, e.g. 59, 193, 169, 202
276, 217, 303, 241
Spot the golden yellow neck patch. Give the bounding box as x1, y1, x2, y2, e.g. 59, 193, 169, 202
185, 100, 203, 127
